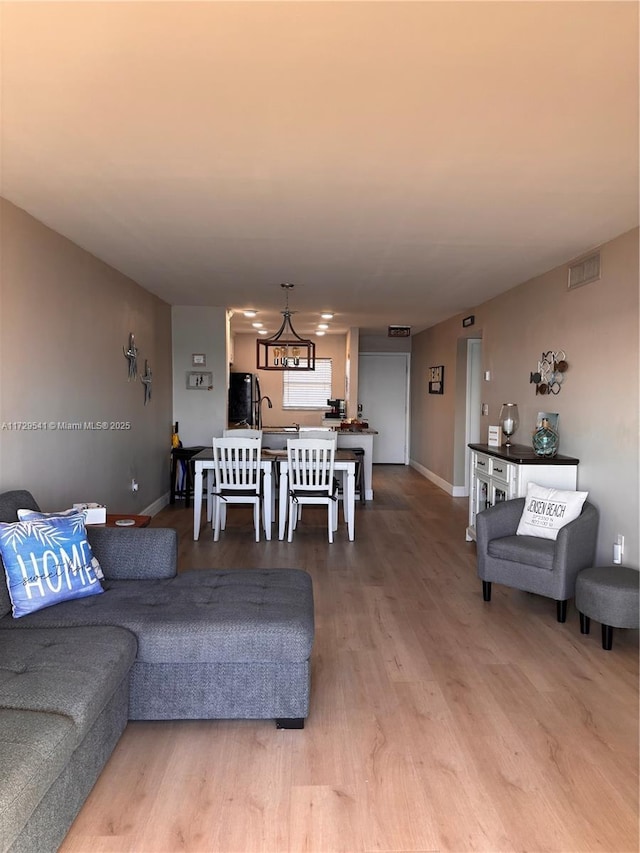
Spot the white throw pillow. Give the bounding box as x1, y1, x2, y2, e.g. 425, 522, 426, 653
516, 483, 588, 540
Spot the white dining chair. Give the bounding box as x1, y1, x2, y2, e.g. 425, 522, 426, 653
211, 436, 262, 542
295, 431, 351, 522
223, 428, 263, 439
286, 438, 338, 543
223, 427, 278, 519
206, 430, 264, 522
297, 429, 337, 441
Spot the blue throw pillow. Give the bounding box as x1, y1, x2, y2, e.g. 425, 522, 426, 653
0, 514, 104, 618
16, 508, 104, 579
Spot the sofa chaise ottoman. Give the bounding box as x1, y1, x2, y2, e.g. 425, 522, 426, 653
0, 625, 136, 853
3, 558, 315, 724
0, 489, 314, 853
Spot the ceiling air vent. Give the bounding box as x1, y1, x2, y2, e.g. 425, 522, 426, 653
388, 325, 411, 337
568, 251, 601, 290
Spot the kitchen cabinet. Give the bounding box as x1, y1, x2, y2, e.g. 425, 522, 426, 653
466, 443, 579, 541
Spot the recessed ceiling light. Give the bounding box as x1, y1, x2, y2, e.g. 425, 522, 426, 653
320, 313, 334, 320
258, 329, 269, 336
252, 322, 263, 328
316, 330, 326, 337
243, 310, 258, 318
317, 323, 329, 330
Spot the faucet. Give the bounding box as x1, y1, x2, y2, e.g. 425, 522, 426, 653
257, 395, 272, 429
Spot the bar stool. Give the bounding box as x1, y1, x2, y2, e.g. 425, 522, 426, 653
350, 447, 366, 503
170, 446, 206, 508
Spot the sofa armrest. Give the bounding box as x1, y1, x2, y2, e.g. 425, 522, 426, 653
476, 498, 525, 553
553, 501, 599, 576
87, 527, 178, 579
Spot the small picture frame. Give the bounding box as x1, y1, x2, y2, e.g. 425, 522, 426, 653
192, 353, 206, 367
428, 365, 444, 394
488, 425, 502, 447
186, 371, 213, 390
536, 412, 559, 430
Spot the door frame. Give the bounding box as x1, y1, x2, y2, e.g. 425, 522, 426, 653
464, 338, 483, 495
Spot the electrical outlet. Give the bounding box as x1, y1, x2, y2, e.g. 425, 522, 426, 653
613, 534, 624, 564
131, 479, 139, 492
481, 403, 489, 416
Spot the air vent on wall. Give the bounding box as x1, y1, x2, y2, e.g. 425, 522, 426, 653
568, 251, 601, 290
388, 325, 411, 337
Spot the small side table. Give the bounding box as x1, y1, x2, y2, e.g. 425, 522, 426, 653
89, 514, 151, 528
576, 565, 640, 650
106, 513, 151, 528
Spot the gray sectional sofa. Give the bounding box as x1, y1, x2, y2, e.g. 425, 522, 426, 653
0, 490, 314, 853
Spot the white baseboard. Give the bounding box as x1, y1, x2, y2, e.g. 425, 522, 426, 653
409, 460, 467, 498
142, 492, 170, 517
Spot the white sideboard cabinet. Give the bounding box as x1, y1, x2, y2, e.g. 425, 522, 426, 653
466, 443, 580, 541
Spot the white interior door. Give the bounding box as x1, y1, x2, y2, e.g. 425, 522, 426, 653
358, 353, 409, 463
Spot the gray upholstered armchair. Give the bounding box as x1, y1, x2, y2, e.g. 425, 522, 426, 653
476, 497, 599, 622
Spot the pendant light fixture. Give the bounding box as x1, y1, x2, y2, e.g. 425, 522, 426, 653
256, 283, 316, 371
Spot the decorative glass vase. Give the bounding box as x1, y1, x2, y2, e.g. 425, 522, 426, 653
499, 403, 519, 447
532, 418, 559, 457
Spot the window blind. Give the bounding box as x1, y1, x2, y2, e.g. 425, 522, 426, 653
282, 359, 332, 409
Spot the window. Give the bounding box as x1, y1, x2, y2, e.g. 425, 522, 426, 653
282, 359, 332, 409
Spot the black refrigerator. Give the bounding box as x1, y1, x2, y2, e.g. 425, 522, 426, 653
228, 372, 261, 427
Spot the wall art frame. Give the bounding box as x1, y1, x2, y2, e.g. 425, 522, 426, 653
186, 371, 213, 390
428, 365, 444, 394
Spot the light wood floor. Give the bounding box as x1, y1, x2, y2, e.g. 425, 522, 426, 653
61, 466, 639, 853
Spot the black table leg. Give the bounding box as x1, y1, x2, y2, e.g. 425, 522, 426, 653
170, 454, 178, 504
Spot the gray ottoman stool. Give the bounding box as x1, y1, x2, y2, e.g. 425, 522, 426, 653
575, 565, 639, 650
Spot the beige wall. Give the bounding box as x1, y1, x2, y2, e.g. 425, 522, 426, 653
411, 227, 639, 568
0, 199, 173, 513
231, 333, 347, 427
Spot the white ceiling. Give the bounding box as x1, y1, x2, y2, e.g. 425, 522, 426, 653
1, 1, 638, 337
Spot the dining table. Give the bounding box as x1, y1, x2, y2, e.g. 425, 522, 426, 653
191, 448, 357, 542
